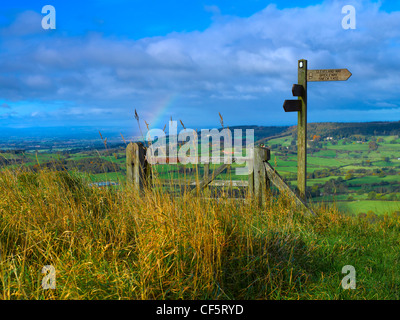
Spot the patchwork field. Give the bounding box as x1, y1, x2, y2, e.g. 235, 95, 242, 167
267, 135, 400, 216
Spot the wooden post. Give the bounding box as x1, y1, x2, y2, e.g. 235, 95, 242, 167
248, 147, 254, 198
297, 59, 307, 201
126, 142, 150, 191
203, 162, 209, 195
203, 163, 209, 181
253, 147, 270, 207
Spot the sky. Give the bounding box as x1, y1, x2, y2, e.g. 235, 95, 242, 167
0, 0, 399, 137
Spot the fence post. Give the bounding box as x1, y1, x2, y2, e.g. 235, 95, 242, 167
248, 147, 254, 198
203, 162, 209, 196
126, 142, 150, 191
253, 146, 270, 207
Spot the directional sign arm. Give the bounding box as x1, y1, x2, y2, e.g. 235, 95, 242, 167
283, 100, 302, 112
292, 84, 304, 97
307, 69, 352, 82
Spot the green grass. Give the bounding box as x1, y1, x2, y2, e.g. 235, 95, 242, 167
337, 200, 400, 215
347, 175, 400, 185
330, 144, 369, 151
268, 137, 293, 146
307, 176, 345, 186
89, 171, 126, 183
307, 157, 355, 167
311, 150, 337, 157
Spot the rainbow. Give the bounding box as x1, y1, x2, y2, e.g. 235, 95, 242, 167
147, 93, 179, 130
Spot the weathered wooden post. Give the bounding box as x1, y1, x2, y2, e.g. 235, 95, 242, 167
126, 142, 151, 191
203, 163, 209, 181
248, 149, 254, 198
282, 60, 308, 200
283, 60, 308, 200
203, 162, 209, 195
297, 59, 307, 201
253, 146, 270, 206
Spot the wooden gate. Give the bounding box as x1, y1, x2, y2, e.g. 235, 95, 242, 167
126, 142, 314, 215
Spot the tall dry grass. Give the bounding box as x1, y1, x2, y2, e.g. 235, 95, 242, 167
0, 168, 399, 299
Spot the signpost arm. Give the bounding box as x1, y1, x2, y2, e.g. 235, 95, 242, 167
297, 59, 307, 201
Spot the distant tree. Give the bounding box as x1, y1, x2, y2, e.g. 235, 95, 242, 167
345, 173, 354, 180
367, 191, 377, 200
388, 193, 398, 201
310, 185, 320, 197
313, 135, 321, 142
378, 171, 386, 178
369, 141, 378, 151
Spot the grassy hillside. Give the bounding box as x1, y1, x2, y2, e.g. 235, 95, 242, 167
0, 169, 399, 299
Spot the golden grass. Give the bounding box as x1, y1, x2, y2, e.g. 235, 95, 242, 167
0, 168, 399, 299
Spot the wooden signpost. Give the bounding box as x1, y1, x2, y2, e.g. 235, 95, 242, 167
283, 60, 352, 201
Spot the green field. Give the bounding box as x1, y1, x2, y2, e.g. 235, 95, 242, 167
337, 200, 400, 215
266, 135, 400, 215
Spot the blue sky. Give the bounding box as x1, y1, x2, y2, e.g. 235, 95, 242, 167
0, 0, 399, 137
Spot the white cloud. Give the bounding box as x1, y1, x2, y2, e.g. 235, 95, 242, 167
0, 0, 400, 126
1, 10, 43, 36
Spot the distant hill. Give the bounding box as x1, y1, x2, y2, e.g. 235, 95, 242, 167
227, 125, 290, 142
159, 125, 291, 146
165, 121, 400, 146
252, 121, 400, 144
304, 121, 400, 138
